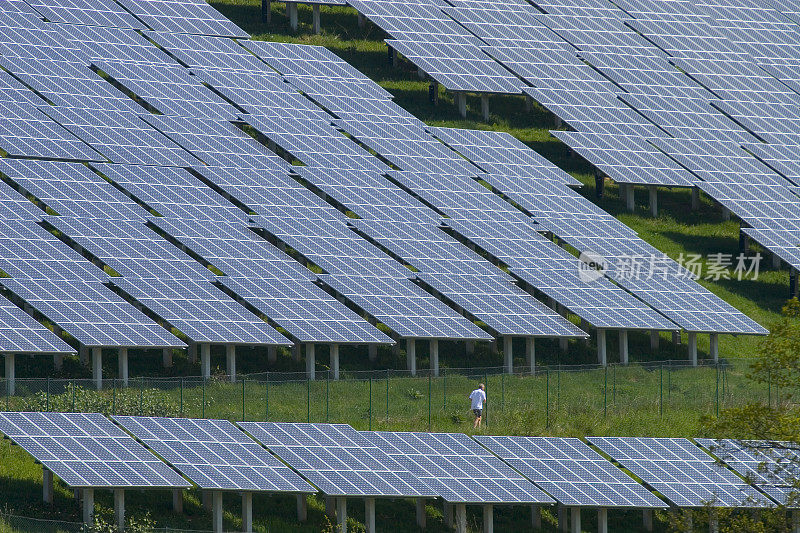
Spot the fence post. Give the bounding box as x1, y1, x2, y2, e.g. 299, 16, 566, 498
545, 369, 549, 429
768, 369, 771, 408
180, 378, 184, 418
112, 379, 116, 416
443, 371, 446, 411
265, 373, 269, 421
613, 365, 616, 405
659, 365, 663, 417
428, 372, 432, 431
326, 370, 330, 423
139, 377, 144, 416
242, 379, 246, 422
385, 369, 389, 421
202, 378, 205, 419
306, 378, 310, 423
603, 366, 607, 418
715, 364, 719, 417
557, 365, 561, 409
46, 377, 50, 411
369, 377, 373, 431
484, 371, 488, 428
501, 372, 505, 411
71, 379, 75, 412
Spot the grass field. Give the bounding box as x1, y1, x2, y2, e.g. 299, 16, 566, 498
0, 2, 792, 531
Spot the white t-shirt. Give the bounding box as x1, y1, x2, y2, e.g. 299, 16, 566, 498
469, 389, 486, 410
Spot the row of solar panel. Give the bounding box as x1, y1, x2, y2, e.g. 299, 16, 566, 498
0, 411, 795, 509
344, 0, 800, 276
0, 0, 766, 359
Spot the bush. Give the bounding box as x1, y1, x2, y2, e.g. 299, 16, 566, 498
19, 383, 178, 417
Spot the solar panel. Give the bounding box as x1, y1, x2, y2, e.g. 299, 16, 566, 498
365, 431, 555, 504
476, 436, 666, 508
0, 279, 185, 347
109, 278, 290, 345
46, 216, 214, 281
239, 422, 434, 498
0, 180, 46, 220
94, 163, 247, 222
587, 437, 770, 508
141, 115, 288, 170
219, 277, 392, 344
116, 0, 249, 38
145, 32, 268, 73
319, 274, 493, 339
115, 416, 312, 493
0, 296, 73, 353
24, 0, 146, 29
0, 412, 189, 489
696, 438, 800, 506
95, 61, 242, 121
42, 107, 200, 167
61, 25, 173, 65
0, 102, 101, 161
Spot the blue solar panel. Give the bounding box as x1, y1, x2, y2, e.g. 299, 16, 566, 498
240, 422, 435, 498
0, 296, 73, 353
116, 0, 249, 38
115, 416, 312, 492
24, 0, 146, 29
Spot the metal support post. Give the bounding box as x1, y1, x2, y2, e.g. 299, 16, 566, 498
483, 504, 494, 533
526, 336, 535, 375
691, 187, 700, 210
598, 508, 608, 533
430, 339, 439, 377
597, 329, 607, 366
503, 336, 513, 374
173, 490, 183, 514
570, 507, 581, 533
330, 344, 339, 380
624, 183, 635, 211
296, 494, 307, 522
212, 491, 222, 533
455, 503, 466, 533
455, 92, 466, 118
82, 488, 94, 526
406, 338, 416, 376
92, 347, 102, 390
365, 498, 375, 533
619, 329, 629, 365
337, 497, 347, 533
242, 492, 253, 533
114, 489, 125, 532
306, 343, 315, 381
688, 332, 698, 366
287, 2, 298, 31
201, 343, 211, 379
643, 509, 653, 532
416, 498, 426, 528
709, 333, 719, 362
481, 94, 490, 121
118, 348, 128, 386
650, 330, 659, 351
162, 347, 172, 369
226, 345, 236, 383
4, 354, 13, 396
312, 4, 320, 34
43, 469, 53, 504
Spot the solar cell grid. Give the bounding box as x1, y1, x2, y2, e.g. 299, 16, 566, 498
366, 431, 555, 504
115, 416, 311, 492
240, 422, 434, 497
62, 25, 172, 65
587, 437, 770, 508
476, 436, 666, 508
145, 32, 267, 72
116, 0, 249, 38
109, 278, 290, 345
0, 412, 189, 489
0, 297, 73, 353
24, 0, 145, 29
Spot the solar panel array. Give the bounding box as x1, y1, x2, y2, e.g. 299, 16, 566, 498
0, 0, 767, 361
239, 422, 435, 498
476, 436, 665, 508
115, 416, 313, 493
348, 0, 800, 277
0, 412, 189, 489
588, 437, 768, 507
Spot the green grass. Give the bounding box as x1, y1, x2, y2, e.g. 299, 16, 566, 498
0, 2, 791, 531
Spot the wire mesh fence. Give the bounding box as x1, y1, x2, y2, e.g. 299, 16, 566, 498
0, 358, 777, 432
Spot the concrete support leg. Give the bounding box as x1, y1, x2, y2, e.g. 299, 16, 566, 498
43, 469, 53, 504
114, 489, 125, 532
455, 92, 467, 118
792, 509, 799, 533
558, 505, 567, 532
92, 347, 102, 390
212, 491, 222, 533
242, 492, 252, 533
526, 337, 535, 375
619, 330, 628, 365
162, 347, 172, 369
330, 344, 340, 380
267, 345, 277, 364
368, 344, 377, 362
203, 491, 212, 511
201, 343, 211, 379
406, 339, 416, 377
560, 336, 568, 352
4, 353, 13, 396
710, 333, 719, 362
483, 504, 494, 533
54, 354, 63, 371
261, 0, 270, 24
173, 490, 183, 514
624, 184, 635, 212
643, 509, 653, 532
429, 81, 439, 105
650, 330, 659, 351
503, 336, 513, 375
226, 345, 236, 383
292, 344, 301, 363
598, 508, 608, 533
649, 185, 658, 217
306, 343, 315, 381
443, 502, 453, 528
721, 206, 730, 220
297, 495, 307, 522
597, 329, 607, 366
688, 332, 698, 366
416, 498, 426, 529
287, 2, 298, 31
388, 46, 396, 67
358, 12, 365, 29
466, 340, 475, 356
673, 330, 681, 345
337, 497, 347, 533
455, 503, 466, 533
691, 187, 700, 210
365, 497, 375, 533
312, 4, 320, 34
570, 508, 581, 533
325, 496, 335, 517
792, 269, 799, 299
118, 348, 128, 387
709, 515, 718, 533
525, 94, 533, 112
189, 343, 197, 364
773, 253, 782, 270
80, 346, 88, 365
82, 488, 94, 526
481, 94, 490, 121
531, 505, 541, 529
430, 339, 439, 377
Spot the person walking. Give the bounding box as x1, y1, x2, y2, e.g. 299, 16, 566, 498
469, 383, 486, 429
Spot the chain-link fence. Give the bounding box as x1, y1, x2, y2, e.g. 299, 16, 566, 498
0, 512, 218, 533
0, 358, 778, 433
